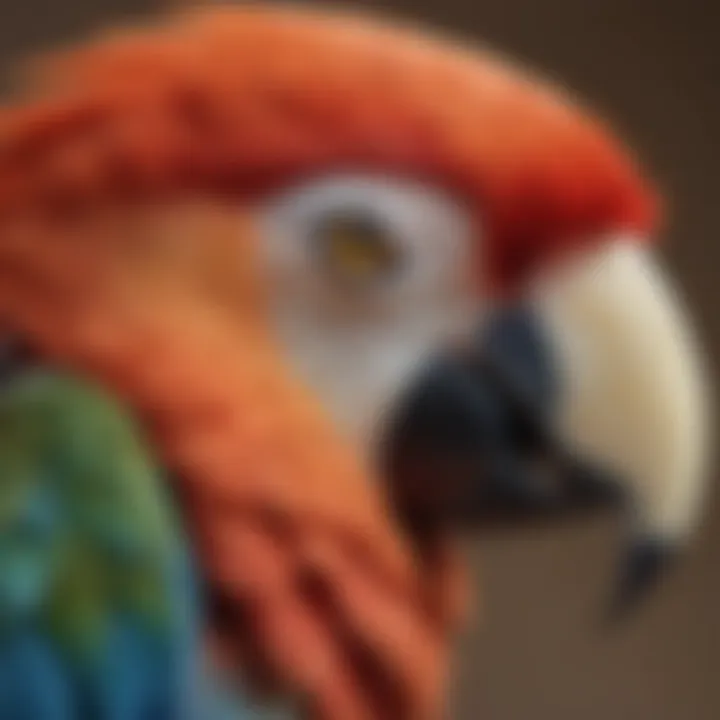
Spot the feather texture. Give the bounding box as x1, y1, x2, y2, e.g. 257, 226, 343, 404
0, 4, 655, 290
0, 369, 205, 719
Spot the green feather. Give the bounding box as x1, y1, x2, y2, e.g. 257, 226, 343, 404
0, 369, 182, 663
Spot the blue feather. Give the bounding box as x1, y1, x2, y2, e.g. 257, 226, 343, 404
0, 630, 72, 720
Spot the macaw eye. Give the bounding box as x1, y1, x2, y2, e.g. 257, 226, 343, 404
257, 173, 476, 305
313, 210, 403, 288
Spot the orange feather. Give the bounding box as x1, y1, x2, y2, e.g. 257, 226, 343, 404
0, 4, 656, 288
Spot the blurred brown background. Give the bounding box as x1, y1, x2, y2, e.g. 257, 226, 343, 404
1, 1, 717, 718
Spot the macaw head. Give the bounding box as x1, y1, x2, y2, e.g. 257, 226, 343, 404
0, 3, 710, 662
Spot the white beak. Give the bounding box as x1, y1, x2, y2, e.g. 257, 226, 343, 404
531, 238, 712, 610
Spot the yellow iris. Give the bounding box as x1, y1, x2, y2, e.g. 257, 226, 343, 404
318, 214, 401, 284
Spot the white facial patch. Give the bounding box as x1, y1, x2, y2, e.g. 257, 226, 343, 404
255, 173, 479, 449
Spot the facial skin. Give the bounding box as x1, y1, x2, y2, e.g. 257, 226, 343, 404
256, 174, 480, 449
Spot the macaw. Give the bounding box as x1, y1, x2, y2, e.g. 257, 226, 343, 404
0, 4, 711, 719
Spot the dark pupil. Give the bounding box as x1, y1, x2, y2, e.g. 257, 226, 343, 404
315, 212, 401, 282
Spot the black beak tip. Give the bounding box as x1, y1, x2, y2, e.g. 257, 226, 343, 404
606, 537, 677, 624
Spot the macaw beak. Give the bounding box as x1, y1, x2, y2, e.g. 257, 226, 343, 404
383, 238, 711, 617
